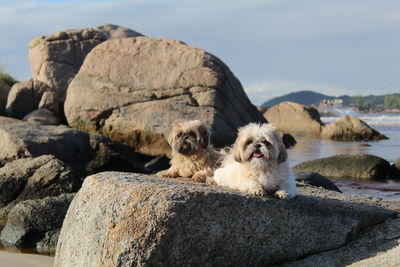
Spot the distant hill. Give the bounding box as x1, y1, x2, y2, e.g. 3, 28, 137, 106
261, 90, 335, 107
260, 90, 400, 110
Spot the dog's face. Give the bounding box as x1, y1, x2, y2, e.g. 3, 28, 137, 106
168, 120, 210, 155
233, 123, 287, 164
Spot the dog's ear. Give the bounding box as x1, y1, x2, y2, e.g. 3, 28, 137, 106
232, 137, 244, 162
198, 123, 210, 149
261, 123, 287, 164
273, 130, 287, 164
167, 120, 182, 146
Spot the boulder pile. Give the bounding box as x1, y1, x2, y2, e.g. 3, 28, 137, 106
261, 102, 387, 141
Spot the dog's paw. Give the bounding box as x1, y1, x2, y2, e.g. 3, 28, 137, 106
192, 173, 208, 183
206, 176, 216, 185
274, 190, 289, 199
156, 170, 177, 178
248, 187, 266, 196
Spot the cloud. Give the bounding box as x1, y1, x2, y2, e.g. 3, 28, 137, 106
0, 0, 399, 102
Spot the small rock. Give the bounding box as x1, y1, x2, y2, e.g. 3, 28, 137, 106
0, 155, 80, 218
388, 164, 400, 180
295, 171, 342, 192
39, 90, 59, 116
6, 79, 51, 119
0, 121, 146, 174
23, 108, 59, 125
395, 158, 400, 169
263, 101, 324, 137
0, 193, 75, 249
144, 155, 170, 173
282, 133, 297, 148
0, 80, 11, 115
36, 229, 60, 253
321, 115, 387, 141
293, 154, 391, 180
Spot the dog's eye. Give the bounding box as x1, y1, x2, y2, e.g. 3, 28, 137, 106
245, 140, 252, 146
177, 132, 183, 138
188, 131, 196, 138
263, 140, 271, 146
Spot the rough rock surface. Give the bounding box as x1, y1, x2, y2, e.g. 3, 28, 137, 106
93, 24, 144, 39
64, 37, 266, 155
5, 79, 51, 119
0, 193, 75, 249
263, 101, 324, 137
294, 171, 342, 192
23, 108, 59, 125
279, 218, 400, 267
0, 80, 11, 115
0, 121, 145, 174
54, 172, 397, 266
0, 116, 21, 124
29, 25, 143, 101
29, 28, 106, 100
292, 154, 391, 180
38, 90, 59, 116
0, 155, 80, 218
321, 115, 387, 141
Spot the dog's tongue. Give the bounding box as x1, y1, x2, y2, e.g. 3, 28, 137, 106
252, 152, 263, 158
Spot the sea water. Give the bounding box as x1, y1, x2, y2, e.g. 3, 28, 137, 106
288, 109, 400, 201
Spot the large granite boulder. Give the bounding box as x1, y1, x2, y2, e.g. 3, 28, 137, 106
293, 154, 391, 180
0, 193, 75, 250
0, 121, 145, 174
29, 25, 143, 101
0, 155, 80, 218
54, 172, 397, 266
29, 28, 106, 101
263, 101, 324, 137
0, 80, 11, 115
64, 37, 266, 156
321, 115, 387, 141
5, 78, 52, 119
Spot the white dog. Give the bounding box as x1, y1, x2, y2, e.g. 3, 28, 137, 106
213, 123, 296, 199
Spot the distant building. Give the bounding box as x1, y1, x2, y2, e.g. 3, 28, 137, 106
320, 99, 343, 106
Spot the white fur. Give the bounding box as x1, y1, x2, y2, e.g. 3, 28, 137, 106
213, 123, 297, 199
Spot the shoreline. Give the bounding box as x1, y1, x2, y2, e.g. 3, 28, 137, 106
0, 250, 54, 267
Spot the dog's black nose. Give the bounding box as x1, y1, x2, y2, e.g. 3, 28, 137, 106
255, 144, 261, 149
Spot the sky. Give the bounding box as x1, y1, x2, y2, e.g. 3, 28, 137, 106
0, 0, 399, 105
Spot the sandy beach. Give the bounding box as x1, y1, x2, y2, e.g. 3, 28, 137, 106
0, 251, 53, 267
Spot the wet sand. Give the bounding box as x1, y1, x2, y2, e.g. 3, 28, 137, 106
0, 250, 54, 267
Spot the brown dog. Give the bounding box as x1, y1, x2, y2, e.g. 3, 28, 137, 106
157, 119, 220, 183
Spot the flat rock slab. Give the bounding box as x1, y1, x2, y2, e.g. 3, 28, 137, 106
54, 172, 397, 266
0, 122, 144, 174
293, 154, 391, 180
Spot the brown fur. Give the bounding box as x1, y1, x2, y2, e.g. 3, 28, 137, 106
157, 120, 220, 183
